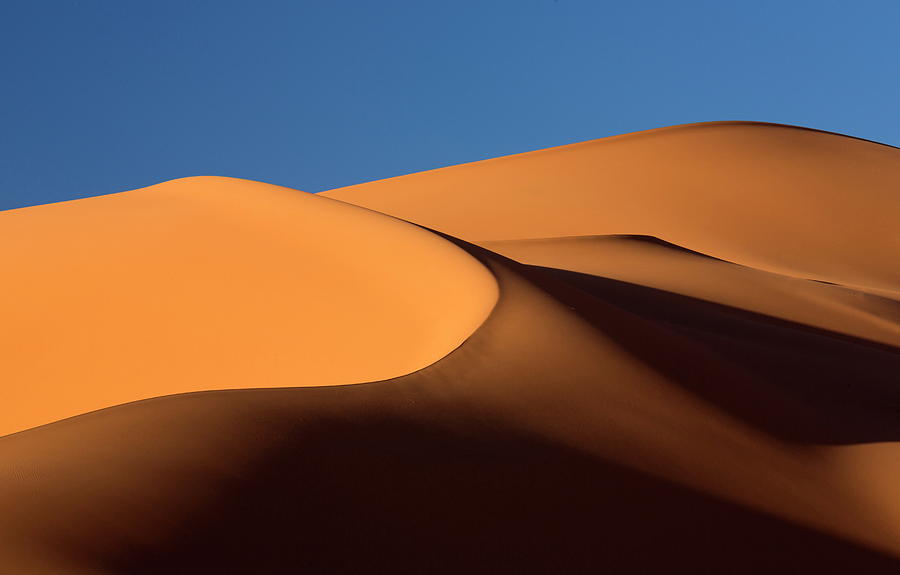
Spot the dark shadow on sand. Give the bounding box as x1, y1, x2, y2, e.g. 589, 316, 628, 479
112, 414, 900, 574
523, 264, 900, 445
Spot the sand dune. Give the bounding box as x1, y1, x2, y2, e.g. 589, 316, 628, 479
482, 234, 900, 347
324, 121, 900, 296
1, 122, 899, 572
0, 176, 497, 435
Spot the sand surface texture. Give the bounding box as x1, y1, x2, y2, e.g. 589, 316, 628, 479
2, 122, 899, 573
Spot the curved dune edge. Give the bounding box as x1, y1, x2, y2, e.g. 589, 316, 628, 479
482, 234, 900, 348
322, 121, 900, 295
1, 244, 900, 573
0, 176, 498, 437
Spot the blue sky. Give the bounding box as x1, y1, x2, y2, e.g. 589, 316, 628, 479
2, 0, 899, 210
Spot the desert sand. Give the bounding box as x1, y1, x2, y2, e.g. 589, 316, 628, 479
1, 122, 899, 573
0, 177, 497, 435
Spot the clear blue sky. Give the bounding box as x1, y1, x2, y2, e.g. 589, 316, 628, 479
2, 0, 899, 210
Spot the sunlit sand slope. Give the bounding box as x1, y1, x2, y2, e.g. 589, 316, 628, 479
324, 122, 900, 295
0, 176, 497, 435
1, 123, 900, 573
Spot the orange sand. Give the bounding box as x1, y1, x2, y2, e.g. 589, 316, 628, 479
324, 122, 900, 296
1, 122, 899, 573
0, 177, 497, 435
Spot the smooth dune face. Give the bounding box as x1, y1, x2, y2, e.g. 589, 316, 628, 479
323, 122, 900, 295
0, 176, 498, 436
2, 122, 900, 573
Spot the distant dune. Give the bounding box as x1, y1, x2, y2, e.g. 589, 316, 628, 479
2, 122, 899, 573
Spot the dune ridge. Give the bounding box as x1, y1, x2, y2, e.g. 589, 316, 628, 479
1, 122, 900, 572
482, 234, 900, 348
323, 121, 900, 295
0, 176, 497, 436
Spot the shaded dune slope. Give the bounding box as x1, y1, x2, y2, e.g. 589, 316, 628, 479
2, 122, 900, 573
483, 234, 900, 348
